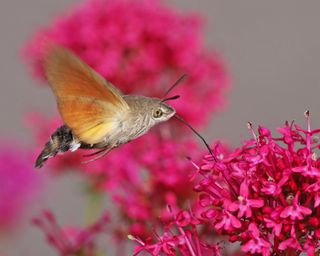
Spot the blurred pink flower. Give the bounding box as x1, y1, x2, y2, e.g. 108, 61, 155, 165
33, 210, 109, 255
0, 143, 41, 231
85, 134, 203, 239
23, 0, 229, 127
131, 208, 221, 256
241, 223, 271, 255
192, 112, 320, 255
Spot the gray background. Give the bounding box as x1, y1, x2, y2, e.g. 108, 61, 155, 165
1, 0, 320, 255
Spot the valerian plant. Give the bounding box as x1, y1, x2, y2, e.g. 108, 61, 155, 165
190, 111, 320, 255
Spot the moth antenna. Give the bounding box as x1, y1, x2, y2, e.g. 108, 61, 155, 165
161, 95, 180, 102
174, 114, 217, 161
163, 74, 188, 98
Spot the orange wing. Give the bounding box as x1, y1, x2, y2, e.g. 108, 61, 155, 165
44, 45, 129, 144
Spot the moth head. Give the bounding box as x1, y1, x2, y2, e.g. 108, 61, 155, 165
149, 75, 185, 123
151, 101, 176, 123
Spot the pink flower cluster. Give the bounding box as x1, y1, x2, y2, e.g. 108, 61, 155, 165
193, 112, 320, 255
79, 133, 202, 240
33, 210, 109, 255
0, 144, 41, 231
131, 207, 221, 256
23, 0, 228, 127
105, 134, 201, 239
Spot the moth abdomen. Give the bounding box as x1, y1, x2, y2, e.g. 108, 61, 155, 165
35, 125, 80, 168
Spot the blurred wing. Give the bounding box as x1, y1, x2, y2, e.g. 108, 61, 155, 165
44, 46, 129, 144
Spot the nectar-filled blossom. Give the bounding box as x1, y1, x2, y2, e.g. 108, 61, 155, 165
0, 144, 41, 231
192, 112, 320, 255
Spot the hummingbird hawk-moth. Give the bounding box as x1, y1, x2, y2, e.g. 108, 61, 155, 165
35, 45, 215, 168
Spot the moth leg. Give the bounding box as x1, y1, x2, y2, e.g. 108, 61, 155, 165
83, 148, 108, 157
81, 147, 114, 164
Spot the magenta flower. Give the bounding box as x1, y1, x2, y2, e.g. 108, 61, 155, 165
192, 112, 320, 255
292, 158, 320, 177
242, 223, 271, 255
303, 235, 318, 256
306, 182, 320, 207
264, 218, 282, 237
214, 209, 242, 231
131, 209, 221, 256
0, 143, 41, 231
33, 210, 109, 255
228, 180, 264, 218
278, 237, 302, 251
278, 225, 302, 251
280, 192, 312, 220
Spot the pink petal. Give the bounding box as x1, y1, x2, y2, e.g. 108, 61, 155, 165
230, 214, 242, 228
228, 202, 239, 212
240, 181, 249, 197
250, 199, 264, 208
299, 206, 312, 215
248, 223, 260, 237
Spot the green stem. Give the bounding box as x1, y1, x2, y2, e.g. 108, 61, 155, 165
84, 187, 103, 225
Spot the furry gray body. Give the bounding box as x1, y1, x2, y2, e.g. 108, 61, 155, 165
35, 95, 175, 168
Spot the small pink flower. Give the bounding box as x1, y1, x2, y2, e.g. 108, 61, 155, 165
261, 175, 288, 196
264, 218, 282, 237
292, 158, 320, 178
280, 192, 312, 220
306, 181, 320, 207
214, 210, 242, 231
242, 223, 271, 255
303, 236, 317, 256
33, 210, 109, 255
131, 209, 221, 256
228, 180, 264, 218
278, 226, 302, 251
278, 237, 302, 251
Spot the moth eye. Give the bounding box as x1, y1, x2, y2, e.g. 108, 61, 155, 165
153, 109, 163, 118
